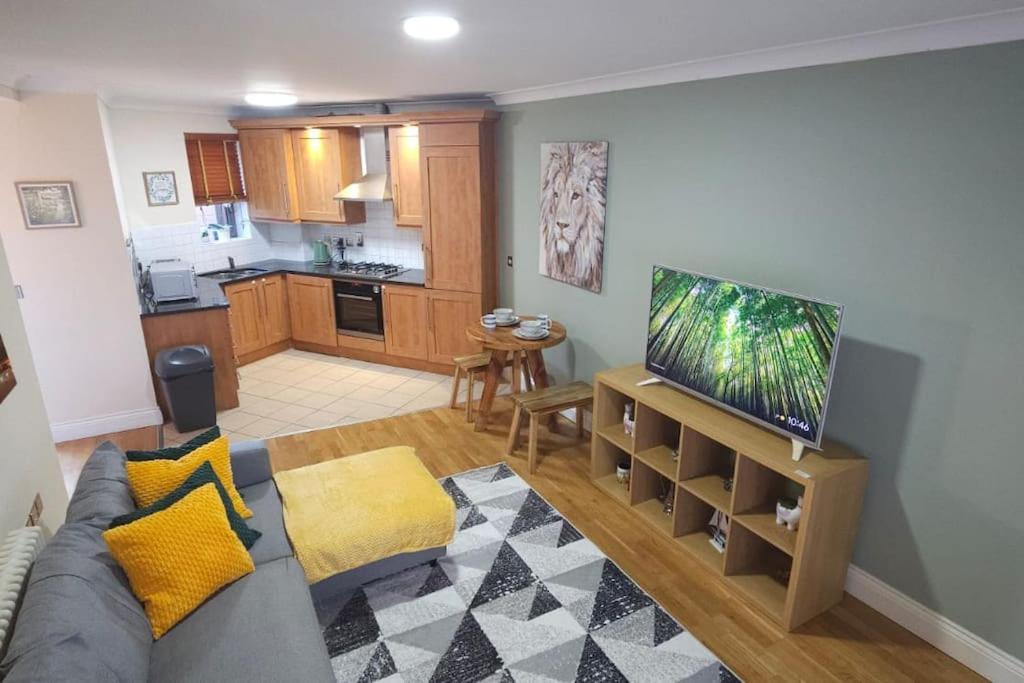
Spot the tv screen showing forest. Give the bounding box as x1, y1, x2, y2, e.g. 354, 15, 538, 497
645, 266, 842, 446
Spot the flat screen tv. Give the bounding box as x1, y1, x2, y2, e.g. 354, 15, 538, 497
645, 266, 843, 449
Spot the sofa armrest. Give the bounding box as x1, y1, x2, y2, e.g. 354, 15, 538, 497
230, 440, 273, 488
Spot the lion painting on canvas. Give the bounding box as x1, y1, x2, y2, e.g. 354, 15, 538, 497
539, 141, 608, 293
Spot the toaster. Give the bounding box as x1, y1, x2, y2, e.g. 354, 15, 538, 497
149, 259, 198, 302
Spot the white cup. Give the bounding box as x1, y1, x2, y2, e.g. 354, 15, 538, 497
520, 320, 545, 335
494, 308, 514, 322
536, 314, 551, 329
481, 314, 497, 327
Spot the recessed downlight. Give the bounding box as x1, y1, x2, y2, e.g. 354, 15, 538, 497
244, 92, 298, 107
403, 16, 460, 40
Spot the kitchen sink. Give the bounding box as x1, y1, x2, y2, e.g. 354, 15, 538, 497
203, 267, 268, 280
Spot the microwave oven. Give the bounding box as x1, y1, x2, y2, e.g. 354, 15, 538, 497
149, 259, 198, 302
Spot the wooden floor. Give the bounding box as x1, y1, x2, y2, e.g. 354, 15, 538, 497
55, 399, 978, 682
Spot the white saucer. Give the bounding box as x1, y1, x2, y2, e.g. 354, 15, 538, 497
494, 316, 520, 327
514, 328, 549, 340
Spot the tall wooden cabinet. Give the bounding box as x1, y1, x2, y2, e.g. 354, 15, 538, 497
388, 126, 423, 227
238, 129, 299, 222
291, 128, 365, 224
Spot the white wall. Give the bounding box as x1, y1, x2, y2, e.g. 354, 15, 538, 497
0, 100, 70, 531
0, 93, 160, 440
106, 107, 235, 228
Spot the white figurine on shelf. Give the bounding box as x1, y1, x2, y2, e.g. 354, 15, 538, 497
775, 496, 803, 531
623, 402, 635, 437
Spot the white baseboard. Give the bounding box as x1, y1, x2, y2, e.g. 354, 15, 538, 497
50, 407, 163, 443
845, 565, 1024, 682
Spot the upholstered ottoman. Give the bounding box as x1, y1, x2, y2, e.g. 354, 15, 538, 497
273, 446, 455, 596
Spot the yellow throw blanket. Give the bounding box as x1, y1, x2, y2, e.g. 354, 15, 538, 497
273, 446, 456, 584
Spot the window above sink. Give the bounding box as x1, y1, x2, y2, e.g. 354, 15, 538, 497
197, 201, 252, 244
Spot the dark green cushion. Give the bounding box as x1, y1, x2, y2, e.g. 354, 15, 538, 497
109, 461, 261, 549
125, 426, 221, 461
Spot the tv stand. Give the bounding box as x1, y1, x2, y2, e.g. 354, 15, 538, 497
590, 364, 868, 631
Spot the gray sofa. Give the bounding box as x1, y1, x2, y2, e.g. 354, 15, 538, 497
0, 440, 335, 682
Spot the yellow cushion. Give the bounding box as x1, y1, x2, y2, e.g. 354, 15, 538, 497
102, 483, 255, 639
273, 446, 455, 584
126, 436, 252, 518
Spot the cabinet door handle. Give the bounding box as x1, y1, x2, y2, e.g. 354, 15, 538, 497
282, 182, 290, 215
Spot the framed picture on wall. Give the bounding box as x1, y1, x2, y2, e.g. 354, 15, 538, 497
0, 333, 16, 405
143, 171, 179, 207
14, 181, 82, 229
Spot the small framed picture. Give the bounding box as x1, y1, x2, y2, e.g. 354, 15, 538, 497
143, 171, 179, 207
15, 181, 81, 229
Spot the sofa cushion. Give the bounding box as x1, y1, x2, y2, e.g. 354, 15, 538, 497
148, 557, 333, 683
240, 479, 293, 565
103, 484, 256, 639
65, 441, 135, 527
126, 426, 221, 461
0, 523, 151, 681
111, 460, 262, 549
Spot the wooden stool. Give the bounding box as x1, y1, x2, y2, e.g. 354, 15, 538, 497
449, 352, 529, 422
506, 381, 593, 473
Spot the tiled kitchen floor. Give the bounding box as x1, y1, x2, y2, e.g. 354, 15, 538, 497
163, 348, 498, 445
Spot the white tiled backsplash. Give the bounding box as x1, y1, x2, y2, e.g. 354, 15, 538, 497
130, 203, 424, 274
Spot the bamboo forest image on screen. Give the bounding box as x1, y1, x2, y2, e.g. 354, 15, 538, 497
646, 266, 842, 446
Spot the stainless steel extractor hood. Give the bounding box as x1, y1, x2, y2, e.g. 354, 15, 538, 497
334, 127, 392, 202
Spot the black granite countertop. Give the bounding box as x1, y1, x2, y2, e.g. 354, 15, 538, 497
139, 259, 425, 318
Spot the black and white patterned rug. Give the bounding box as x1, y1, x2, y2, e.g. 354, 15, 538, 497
313, 463, 740, 682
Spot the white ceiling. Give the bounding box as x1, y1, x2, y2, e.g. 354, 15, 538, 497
2, 0, 1023, 110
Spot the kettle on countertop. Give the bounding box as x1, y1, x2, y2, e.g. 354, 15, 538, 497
312, 238, 331, 266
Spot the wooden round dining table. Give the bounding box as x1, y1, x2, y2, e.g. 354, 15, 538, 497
465, 316, 567, 431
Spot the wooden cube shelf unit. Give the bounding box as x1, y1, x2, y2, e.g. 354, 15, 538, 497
590, 365, 868, 630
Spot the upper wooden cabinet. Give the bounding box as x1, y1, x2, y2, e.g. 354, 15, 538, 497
383, 285, 429, 360
291, 128, 365, 225
287, 274, 336, 347
418, 122, 497, 309
184, 133, 246, 205
238, 129, 299, 222
388, 126, 423, 227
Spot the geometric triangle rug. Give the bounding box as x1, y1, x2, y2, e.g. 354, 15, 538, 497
313, 463, 741, 682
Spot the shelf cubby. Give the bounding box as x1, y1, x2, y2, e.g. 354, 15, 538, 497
589, 364, 869, 631
724, 523, 793, 621
629, 460, 676, 538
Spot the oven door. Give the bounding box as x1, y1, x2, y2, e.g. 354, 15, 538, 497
334, 280, 384, 339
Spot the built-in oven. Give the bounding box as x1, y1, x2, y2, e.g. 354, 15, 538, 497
334, 280, 385, 340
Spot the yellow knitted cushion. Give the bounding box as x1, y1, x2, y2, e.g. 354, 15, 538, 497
126, 436, 252, 518
102, 483, 255, 639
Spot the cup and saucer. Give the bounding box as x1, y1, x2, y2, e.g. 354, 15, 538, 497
492, 308, 519, 327
514, 318, 550, 340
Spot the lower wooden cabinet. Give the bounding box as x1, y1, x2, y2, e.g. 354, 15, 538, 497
224, 274, 290, 358
224, 279, 266, 357
287, 274, 336, 346
425, 289, 483, 364
382, 285, 429, 359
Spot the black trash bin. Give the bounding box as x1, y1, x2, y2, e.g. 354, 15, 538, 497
155, 345, 216, 433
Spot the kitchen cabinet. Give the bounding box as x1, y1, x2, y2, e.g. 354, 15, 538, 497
224, 279, 266, 356
420, 144, 482, 293
258, 274, 291, 345
426, 290, 483, 364
238, 129, 299, 222
387, 126, 423, 227
383, 285, 428, 360
287, 274, 336, 347
291, 128, 365, 224
224, 275, 290, 358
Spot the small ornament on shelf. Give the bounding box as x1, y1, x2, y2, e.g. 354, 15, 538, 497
615, 460, 631, 487
776, 496, 803, 532
708, 510, 730, 553
623, 402, 636, 437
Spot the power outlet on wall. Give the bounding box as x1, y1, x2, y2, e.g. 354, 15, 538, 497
507, 256, 513, 267
25, 493, 43, 527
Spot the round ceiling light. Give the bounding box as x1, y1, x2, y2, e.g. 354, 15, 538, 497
403, 16, 460, 40
244, 92, 298, 107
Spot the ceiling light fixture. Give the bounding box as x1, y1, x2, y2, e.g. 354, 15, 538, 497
244, 92, 298, 107
403, 16, 460, 41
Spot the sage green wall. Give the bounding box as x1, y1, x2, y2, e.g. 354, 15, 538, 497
498, 41, 1024, 657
